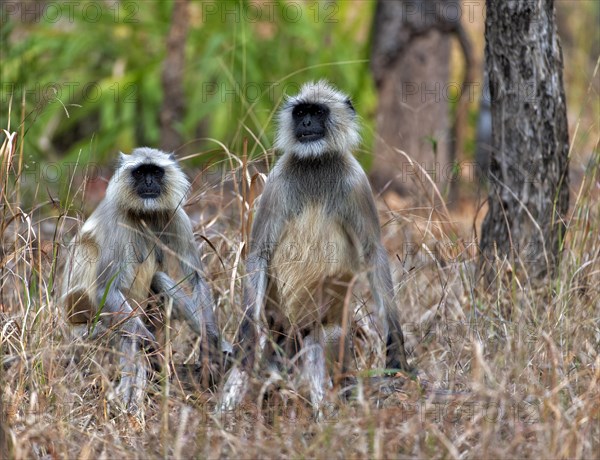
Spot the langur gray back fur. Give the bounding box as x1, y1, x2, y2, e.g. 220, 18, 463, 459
62, 147, 227, 413
221, 81, 412, 416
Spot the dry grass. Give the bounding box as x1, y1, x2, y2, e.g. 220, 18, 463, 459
1, 123, 599, 459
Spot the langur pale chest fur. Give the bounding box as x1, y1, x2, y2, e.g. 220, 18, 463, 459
84, 215, 161, 305
127, 250, 159, 303
270, 203, 360, 329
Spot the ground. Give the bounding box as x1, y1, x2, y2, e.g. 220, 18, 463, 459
1, 156, 598, 458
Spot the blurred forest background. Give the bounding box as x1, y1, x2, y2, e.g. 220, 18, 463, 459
2, 1, 379, 172
2, 0, 597, 208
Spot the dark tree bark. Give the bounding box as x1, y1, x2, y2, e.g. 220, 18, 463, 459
370, 0, 472, 206
159, 0, 189, 152
479, 0, 570, 281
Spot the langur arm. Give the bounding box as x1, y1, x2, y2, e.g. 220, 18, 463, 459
342, 178, 411, 372
95, 277, 155, 410
154, 211, 222, 351
150, 269, 226, 355
367, 245, 410, 372
221, 182, 286, 411
235, 181, 287, 370
95, 280, 155, 343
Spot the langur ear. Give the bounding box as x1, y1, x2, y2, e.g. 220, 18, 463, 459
113, 151, 129, 173
118, 152, 128, 165
345, 98, 356, 113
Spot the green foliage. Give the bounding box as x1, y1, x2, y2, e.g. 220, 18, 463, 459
1, 0, 377, 172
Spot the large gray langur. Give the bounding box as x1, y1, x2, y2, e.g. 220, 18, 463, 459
221, 81, 412, 413
62, 147, 226, 410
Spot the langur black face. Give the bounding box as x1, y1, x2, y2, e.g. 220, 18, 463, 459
292, 103, 330, 143
131, 163, 165, 199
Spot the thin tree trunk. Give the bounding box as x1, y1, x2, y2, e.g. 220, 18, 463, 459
371, 29, 450, 202
160, 0, 189, 152
479, 0, 570, 281
370, 0, 470, 207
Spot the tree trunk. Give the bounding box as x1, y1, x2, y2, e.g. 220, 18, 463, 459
479, 0, 570, 281
159, 0, 189, 152
370, 0, 454, 206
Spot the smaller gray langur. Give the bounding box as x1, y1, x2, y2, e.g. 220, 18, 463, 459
221, 81, 412, 415
61, 147, 227, 411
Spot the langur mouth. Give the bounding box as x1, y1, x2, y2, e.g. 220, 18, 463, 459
139, 192, 160, 199
297, 133, 324, 143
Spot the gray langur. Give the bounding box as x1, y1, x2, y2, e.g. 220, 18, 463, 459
62, 147, 227, 411
221, 81, 412, 413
